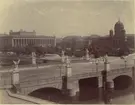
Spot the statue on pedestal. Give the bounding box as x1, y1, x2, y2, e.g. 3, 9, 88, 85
13, 59, 20, 71
65, 56, 72, 77
104, 54, 108, 63
85, 49, 89, 60
32, 52, 36, 65
12, 59, 20, 86
104, 54, 110, 71
61, 50, 65, 63
65, 56, 70, 66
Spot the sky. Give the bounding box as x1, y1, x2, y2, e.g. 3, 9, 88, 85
0, 0, 134, 37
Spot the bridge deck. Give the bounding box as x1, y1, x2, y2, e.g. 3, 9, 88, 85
0, 53, 134, 88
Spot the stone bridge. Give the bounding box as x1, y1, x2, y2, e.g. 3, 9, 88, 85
17, 66, 134, 96
0, 56, 134, 101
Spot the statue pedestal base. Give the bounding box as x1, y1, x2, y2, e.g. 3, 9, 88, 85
12, 71, 19, 85
104, 62, 110, 71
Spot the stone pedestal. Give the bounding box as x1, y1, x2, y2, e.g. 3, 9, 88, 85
85, 49, 89, 61
104, 62, 110, 71
66, 66, 72, 77
12, 68, 20, 93
86, 54, 89, 61
32, 58, 36, 65
68, 88, 79, 101
61, 75, 79, 102
61, 56, 65, 63
12, 69, 19, 85
61, 50, 65, 63
32, 52, 36, 65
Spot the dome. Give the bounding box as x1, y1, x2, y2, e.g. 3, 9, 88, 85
114, 20, 124, 30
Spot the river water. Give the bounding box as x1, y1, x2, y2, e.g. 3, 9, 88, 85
29, 87, 135, 104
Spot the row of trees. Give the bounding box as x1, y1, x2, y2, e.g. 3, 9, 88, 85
1, 42, 130, 58
1, 44, 57, 56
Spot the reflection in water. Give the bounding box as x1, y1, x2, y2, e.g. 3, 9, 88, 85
79, 77, 99, 101
29, 88, 71, 104
29, 86, 134, 104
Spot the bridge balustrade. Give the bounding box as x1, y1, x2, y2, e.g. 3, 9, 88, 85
19, 66, 133, 89
0, 72, 12, 88
68, 72, 101, 81
107, 67, 132, 76
20, 76, 62, 88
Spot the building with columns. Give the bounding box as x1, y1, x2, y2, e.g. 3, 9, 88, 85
0, 30, 56, 51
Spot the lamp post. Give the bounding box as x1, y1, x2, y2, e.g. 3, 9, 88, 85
61, 50, 65, 63
85, 48, 89, 61
121, 56, 127, 68
124, 59, 127, 68
95, 59, 99, 72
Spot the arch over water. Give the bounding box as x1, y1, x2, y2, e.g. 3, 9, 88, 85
113, 75, 132, 90
29, 87, 65, 103
79, 77, 99, 101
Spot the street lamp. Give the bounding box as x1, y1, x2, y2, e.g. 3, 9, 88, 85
95, 58, 99, 72
121, 56, 127, 68
61, 50, 65, 63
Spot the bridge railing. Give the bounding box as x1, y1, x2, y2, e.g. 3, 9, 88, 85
20, 76, 62, 87
19, 66, 133, 88
0, 71, 12, 88
107, 66, 132, 76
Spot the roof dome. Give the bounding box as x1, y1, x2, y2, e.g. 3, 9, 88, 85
114, 20, 124, 30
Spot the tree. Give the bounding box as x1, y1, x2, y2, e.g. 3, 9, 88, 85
25, 44, 36, 55
35, 46, 46, 55
12, 47, 26, 55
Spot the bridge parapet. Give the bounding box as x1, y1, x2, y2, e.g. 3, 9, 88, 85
20, 76, 62, 88
107, 67, 132, 76
0, 72, 12, 88
68, 72, 101, 81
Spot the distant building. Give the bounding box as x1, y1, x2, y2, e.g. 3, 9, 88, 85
62, 36, 84, 51
0, 30, 56, 51
90, 20, 134, 56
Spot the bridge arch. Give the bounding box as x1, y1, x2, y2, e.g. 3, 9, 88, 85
20, 83, 62, 95
29, 87, 65, 102
113, 75, 132, 90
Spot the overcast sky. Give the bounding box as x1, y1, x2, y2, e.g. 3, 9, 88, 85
0, 0, 134, 37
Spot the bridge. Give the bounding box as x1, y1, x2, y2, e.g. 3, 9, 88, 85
0, 53, 135, 102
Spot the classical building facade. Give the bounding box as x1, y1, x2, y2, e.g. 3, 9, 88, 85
0, 30, 56, 51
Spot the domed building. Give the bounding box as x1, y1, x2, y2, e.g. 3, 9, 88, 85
90, 20, 129, 56
109, 20, 129, 55
114, 20, 124, 35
